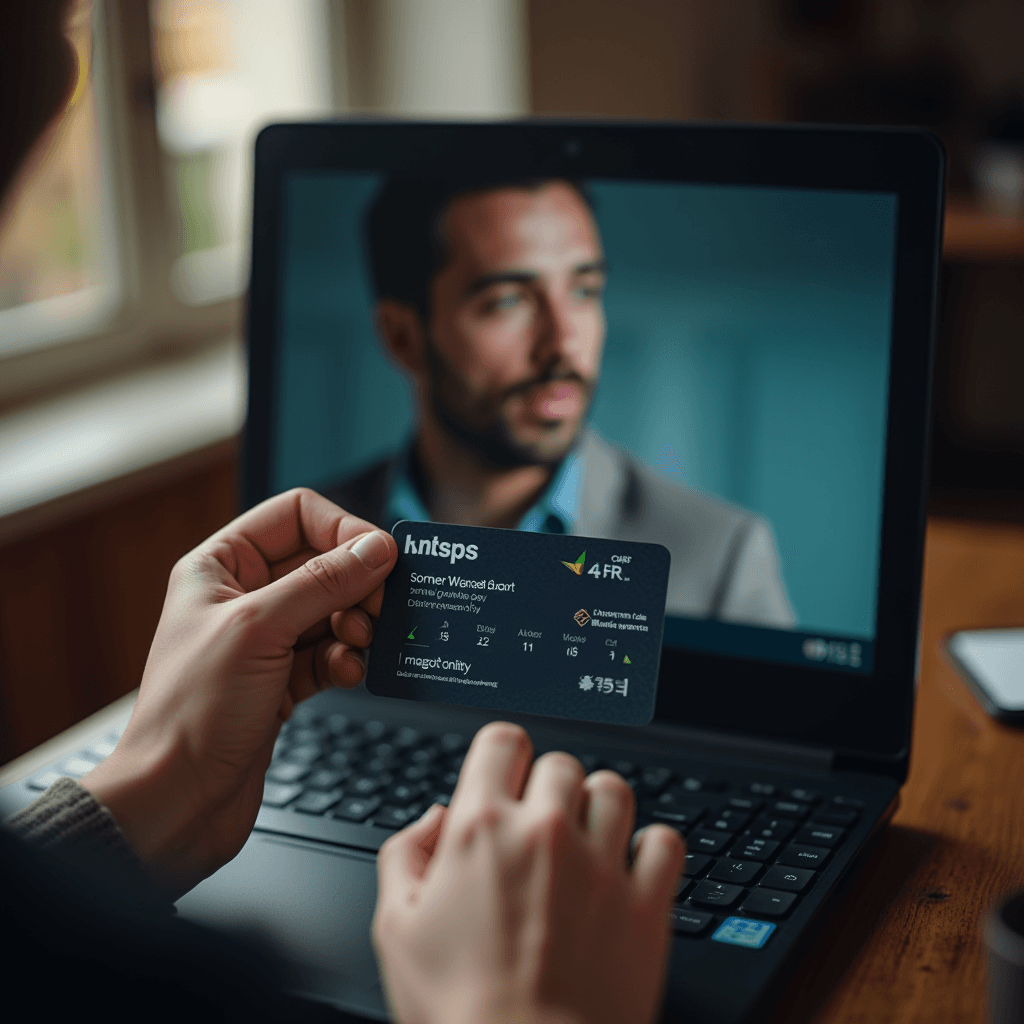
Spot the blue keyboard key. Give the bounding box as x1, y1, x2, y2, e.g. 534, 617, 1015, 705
711, 916, 776, 949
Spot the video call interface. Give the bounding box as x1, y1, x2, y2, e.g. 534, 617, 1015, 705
272, 172, 899, 677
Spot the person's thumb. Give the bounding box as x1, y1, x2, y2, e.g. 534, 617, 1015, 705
248, 529, 396, 639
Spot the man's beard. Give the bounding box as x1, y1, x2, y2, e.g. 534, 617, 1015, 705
423, 333, 595, 471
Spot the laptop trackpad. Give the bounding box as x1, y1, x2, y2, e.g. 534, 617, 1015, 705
176, 832, 389, 1020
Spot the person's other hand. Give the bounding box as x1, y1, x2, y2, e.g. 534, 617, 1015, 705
82, 488, 397, 897
373, 722, 685, 1024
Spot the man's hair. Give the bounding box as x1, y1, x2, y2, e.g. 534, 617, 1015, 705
362, 177, 595, 321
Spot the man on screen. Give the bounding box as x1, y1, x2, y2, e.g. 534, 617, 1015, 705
323, 177, 795, 626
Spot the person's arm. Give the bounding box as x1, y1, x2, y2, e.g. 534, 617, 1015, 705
65, 487, 397, 898
374, 722, 686, 1024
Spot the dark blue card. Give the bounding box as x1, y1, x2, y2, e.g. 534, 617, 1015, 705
366, 522, 670, 726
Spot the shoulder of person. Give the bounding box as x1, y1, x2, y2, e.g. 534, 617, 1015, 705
587, 432, 756, 542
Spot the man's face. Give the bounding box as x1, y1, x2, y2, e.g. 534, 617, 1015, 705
423, 181, 607, 468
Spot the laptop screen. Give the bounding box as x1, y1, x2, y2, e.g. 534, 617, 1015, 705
269, 173, 897, 680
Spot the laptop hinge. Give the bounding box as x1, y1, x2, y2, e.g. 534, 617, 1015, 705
642, 720, 835, 773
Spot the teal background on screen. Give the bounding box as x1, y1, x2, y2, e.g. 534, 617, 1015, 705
276, 175, 896, 638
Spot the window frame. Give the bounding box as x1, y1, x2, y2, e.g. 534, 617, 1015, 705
0, 2, 247, 407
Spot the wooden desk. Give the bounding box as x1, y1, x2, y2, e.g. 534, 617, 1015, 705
768, 517, 1024, 1023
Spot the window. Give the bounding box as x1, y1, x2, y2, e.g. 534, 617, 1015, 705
0, 0, 118, 358
151, 0, 334, 305
0, 0, 525, 409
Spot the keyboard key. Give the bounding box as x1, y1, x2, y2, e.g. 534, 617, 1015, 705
293, 789, 343, 815
288, 743, 323, 763
683, 852, 713, 878
770, 800, 810, 820
429, 793, 451, 806
267, 762, 311, 784
289, 704, 320, 727
670, 907, 714, 935
830, 795, 864, 809
728, 838, 779, 862
787, 788, 821, 803
372, 805, 422, 829
576, 753, 604, 773
332, 734, 364, 754
795, 824, 845, 848
262, 781, 302, 807
365, 757, 399, 775
681, 776, 728, 793
611, 760, 637, 778
408, 746, 440, 765
712, 917, 776, 949
326, 713, 351, 734
290, 727, 325, 746
656, 789, 706, 814
651, 806, 704, 828
333, 796, 382, 822
440, 733, 468, 754
708, 859, 762, 885
638, 767, 674, 795
27, 771, 64, 791
690, 881, 744, 909
747, 816, 797, 841
348, 775, 387, 796
760, 865, 816, 892
812, 807, 859, 827
62, 757, 97, 778
328, 751, 356, 771
740, 888, 797, 918
706, 809, 750, 833
777, 844, 831, 869
363, 720, 388, 740
393, 726, 422, 748
306, 769, 346, 791
389, 782, 429, 804
86, 737, 118, 760
687, 829, 733, 854
748, 782, 776, 796
727, 797, 763, 813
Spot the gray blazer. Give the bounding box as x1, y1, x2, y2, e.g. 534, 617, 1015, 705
323, 429, 796, 628
573, 431, 795, 627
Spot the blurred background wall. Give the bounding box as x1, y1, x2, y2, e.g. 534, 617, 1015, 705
2, 0, 1022, 763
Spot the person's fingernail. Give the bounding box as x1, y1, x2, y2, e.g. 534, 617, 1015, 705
349, 531, 391, 569
342, 649, 366, 675
348, 615, 371, 644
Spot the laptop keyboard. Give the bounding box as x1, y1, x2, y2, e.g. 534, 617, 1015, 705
29, 706, 864, 950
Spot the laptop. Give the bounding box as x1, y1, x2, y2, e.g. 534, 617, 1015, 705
4, 121, 943, 1023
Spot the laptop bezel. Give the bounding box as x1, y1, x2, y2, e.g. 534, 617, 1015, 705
243, 120, 944, 779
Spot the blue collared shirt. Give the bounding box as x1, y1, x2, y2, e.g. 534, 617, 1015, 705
383, 443, 583, 535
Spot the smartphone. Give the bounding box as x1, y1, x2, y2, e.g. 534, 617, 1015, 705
945, 628, 1024, 726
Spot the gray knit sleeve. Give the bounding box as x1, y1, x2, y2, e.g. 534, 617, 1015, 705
5, 776, 138, 857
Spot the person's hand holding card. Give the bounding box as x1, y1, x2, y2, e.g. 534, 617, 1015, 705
368, 522, 671, 726
81, 489, 397, 897
373, 721, 686, 1024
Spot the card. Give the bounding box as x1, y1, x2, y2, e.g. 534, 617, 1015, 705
366, 522, 671, 726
